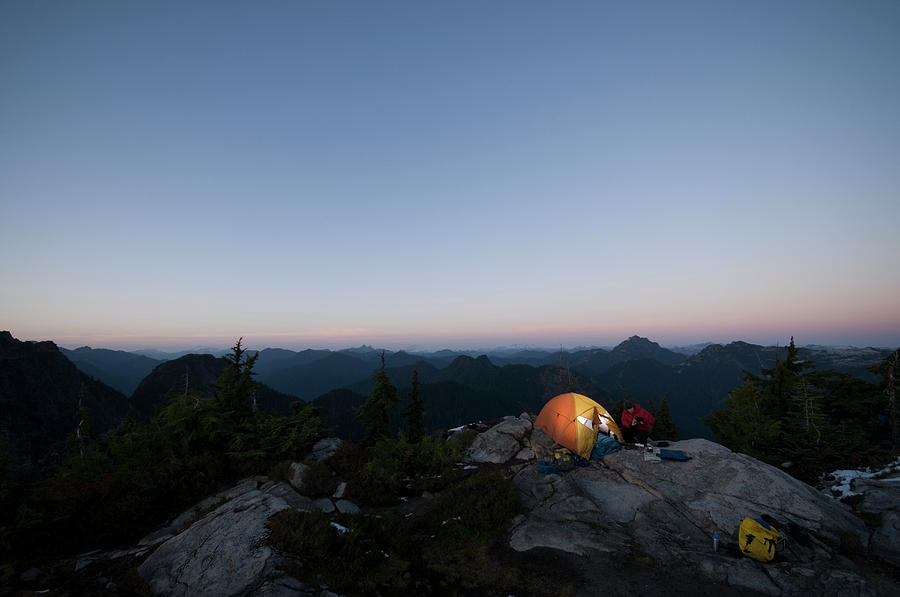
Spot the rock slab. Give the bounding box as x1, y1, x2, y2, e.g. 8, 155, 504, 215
138, 480, 296, 597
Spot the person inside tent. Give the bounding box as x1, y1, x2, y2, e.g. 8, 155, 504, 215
620, 400, 655, 445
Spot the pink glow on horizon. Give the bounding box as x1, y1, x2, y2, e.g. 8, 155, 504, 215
25, 318, 899, 353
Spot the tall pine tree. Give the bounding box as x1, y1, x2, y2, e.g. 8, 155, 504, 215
215, 337, 259, 422
651, 396, 678, 440
357, 353, 398, 445
703, 384, 781, 463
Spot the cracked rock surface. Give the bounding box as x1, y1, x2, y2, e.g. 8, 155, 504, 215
510, 438, 895, 596
137, 478, 296, 597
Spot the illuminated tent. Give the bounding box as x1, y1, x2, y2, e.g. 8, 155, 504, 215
534, 393, 623, 459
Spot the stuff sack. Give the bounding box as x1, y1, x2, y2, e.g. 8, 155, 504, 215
738, 517, 784, 562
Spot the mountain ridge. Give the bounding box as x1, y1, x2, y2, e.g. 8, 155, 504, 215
9, 331, 894, 456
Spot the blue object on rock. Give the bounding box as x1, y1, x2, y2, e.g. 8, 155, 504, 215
592, 434, 622, 460
658, 449, 691, 461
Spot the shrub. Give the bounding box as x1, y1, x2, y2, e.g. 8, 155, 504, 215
268, 510, 410, 595
301, 460, 337, 497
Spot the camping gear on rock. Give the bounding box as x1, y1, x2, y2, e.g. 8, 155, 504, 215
738, 517, 785, 562
592, 434, 622, 460
553, 447, 575, 471
658, 449, 691, 461
534, 393, 624, 459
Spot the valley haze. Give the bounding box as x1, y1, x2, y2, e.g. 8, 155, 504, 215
49, 334, 900, 358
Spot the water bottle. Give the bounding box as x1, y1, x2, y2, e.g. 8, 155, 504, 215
713, 533, 719, 552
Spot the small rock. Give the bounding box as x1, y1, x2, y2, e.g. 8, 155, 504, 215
308, 437, 343, 461
313, 498, 335, 513
335, 500, 360, 514
289, 462, 310, 493
515, 447, 534, 461
492, 416, 532, 440
19, 568, 41, 582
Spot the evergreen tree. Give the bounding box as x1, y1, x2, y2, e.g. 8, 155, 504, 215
73, 384, 92, 462
779, 378, 834, 481
750, 336, 813, 414
651, 396, 678, 440
402, 368, 425, 442
703, 385, 781, 462
215, 337, 259, 421
878, 348, 900, 447
357, 353, 398, 445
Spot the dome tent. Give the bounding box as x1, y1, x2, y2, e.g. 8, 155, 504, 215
534, 393, 623, 459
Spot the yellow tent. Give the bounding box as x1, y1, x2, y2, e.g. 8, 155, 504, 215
534, 393, 623, 458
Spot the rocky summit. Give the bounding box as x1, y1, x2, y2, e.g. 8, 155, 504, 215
58, 420, 899, 597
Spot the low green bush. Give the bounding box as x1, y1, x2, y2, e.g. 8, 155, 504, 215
268, 469, 550, 597
268, 510, 411, 595
341, 437, 470, 506
301, 460, 338, 497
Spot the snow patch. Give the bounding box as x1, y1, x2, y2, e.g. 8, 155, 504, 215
823, 457, 900, 499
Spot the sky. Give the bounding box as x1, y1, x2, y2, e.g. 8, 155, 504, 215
2, 1, 899, 352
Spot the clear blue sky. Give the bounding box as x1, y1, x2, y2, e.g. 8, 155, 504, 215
2, 1, 899, 351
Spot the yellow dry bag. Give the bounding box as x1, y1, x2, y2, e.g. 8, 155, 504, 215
738, 517, 784, 562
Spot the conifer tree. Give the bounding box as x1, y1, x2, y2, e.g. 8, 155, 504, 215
403, 368, 425, 442
703, 385, 781, 462
74, 384, 90, 462
751, 336, 813, 415
357, 353, 398, 445
881, 349, 900, 447
651, 396, 678, 440
779, 377, 834, 481
215, 337, 259, 420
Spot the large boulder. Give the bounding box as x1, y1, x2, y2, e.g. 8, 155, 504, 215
600, 439, 867, 547
465, 415, 533, 464
852, 477, 900, 566
510, 438, 893, 596
138, 479, 302, 597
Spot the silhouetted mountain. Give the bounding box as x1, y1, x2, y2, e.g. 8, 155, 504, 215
259, 353, 375, 401
344, 361, 441, 396
609, 335, 686, 367
259, 351, 435, 401
253, 348, 331, 378
598, 358, 678, 402
566, 348, 613, 378
336, 345, 391, 363
129, 354, 300, 419
413, 349, 476, 368
61, 346, 161, 395
479, 349, 557, 367
797, 346, 893, 383
0, 331, 130, 476
319, 355, 581, 441
10, 332, 894, 458
132, 347, 230, 360
130, 354, 223, 418
666, 342, 714, 355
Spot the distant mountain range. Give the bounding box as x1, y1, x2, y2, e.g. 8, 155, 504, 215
3, 331, 895, 474
54, 333, 895, 439
60, 346, 162, 395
